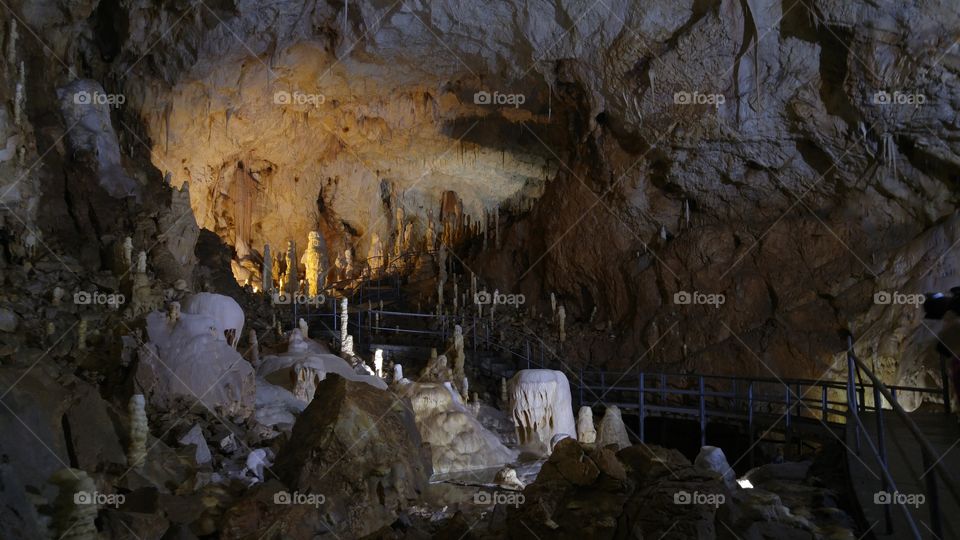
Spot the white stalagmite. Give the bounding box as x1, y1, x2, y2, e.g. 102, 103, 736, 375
596, 405, 631, 450
694, 446, 736, 487
136, 250, 147, 274
558, 305, 566, 343
461, 376, 469, 401
576, 406, 597, 443
500, 377, 507, 404
298, 318, 309, 339
339, 298, 349, 348
452, 324, 466, 381
285, 240, 298, 294
374, 349, 384, 378
50, 468, 99, 540
550, 292, 556, 318
301, 231, 325, 296
262, 243, 272, 292
507, 369, 577, 455
128, 394, 148, 468
393, 363, 404, 382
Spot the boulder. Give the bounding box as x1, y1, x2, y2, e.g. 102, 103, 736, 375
272, 375, 431, 538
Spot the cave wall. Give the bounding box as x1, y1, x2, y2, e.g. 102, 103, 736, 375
1, 0, 959, 399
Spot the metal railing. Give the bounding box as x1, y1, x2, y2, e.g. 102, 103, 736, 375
845, 336, 959, 539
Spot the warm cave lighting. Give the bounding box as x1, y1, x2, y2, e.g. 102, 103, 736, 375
5, 1, 958, 538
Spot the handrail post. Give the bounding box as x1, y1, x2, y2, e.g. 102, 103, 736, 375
747, 382, 754, 468
923, 448, 944, 539
874, 384, 893, 534
699, 375, 706, 447
941, 351, 952, 415
639, 371, 645, 443
847, 337, 861, 454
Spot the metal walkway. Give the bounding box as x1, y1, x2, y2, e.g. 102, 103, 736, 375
283, 285, 959, 539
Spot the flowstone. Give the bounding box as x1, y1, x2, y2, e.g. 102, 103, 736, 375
507, 369, 577, 454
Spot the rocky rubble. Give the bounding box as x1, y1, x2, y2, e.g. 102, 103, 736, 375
507, 439, 857, 540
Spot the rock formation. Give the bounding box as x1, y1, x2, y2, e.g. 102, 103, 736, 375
273, 375, 431, 538
596, 405, 631, 451
576, 405, 597, 444
507, 369, 577, 454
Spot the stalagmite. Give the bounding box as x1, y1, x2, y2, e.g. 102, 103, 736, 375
342, 334, 354, 357
128, 394, 148, 468
425, 219, 436, 251
284, 240, 298, 294
374, 349, 384, 378
52, 286, 64, 306
136, 250, 147, 274
508, 370, 577, 455
262, 243, 272, 292
461, 376, 469, 401
558, 305, 566, 343
453, 281, 458, 313
596, 405, 631, 450
501, 377, 508, 404
13, 62, 24, 128
122, 236, 133, 268
550, 292, 556, 318
339, 298, 349, 346
301, 231, 325, 296
167, 301, 180, 324
576, 406, 597, 443
298, 318, 309, 339
452, 324, 465, 381
77, 318, 87, 351
50, 468, 99, 540
249, 329, 260, 367
393, 363, 404, 382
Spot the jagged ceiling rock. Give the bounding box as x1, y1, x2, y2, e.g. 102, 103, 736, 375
5, 0, 960, 390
